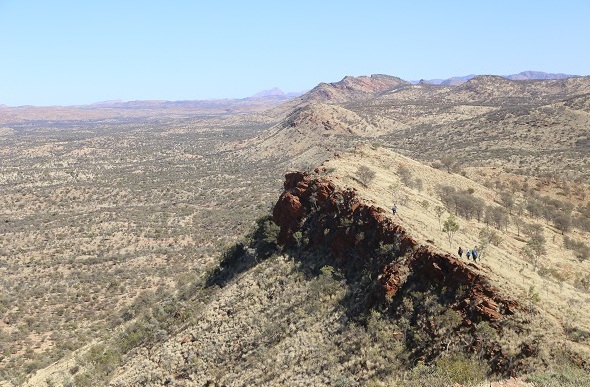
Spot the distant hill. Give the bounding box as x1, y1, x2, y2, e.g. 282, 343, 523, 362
414, 71, 580, 86
303, 74, 410, 103
441, 74, 478, 86
505, 70, 578, 81
250, 87, 305, 99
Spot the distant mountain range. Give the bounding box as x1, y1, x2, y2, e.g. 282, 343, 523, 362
0, 71, 582, 109
413, 70, 579, 85
79, 89, 305, 109
251, 87, 305, 99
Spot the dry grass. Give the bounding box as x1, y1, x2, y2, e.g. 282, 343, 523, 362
0, 117, 285, 384
3, 75, 590, 385
321, 144, 590, 359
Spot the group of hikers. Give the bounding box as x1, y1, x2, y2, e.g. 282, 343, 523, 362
457, 246, 478, 262
390, 204, 479, 263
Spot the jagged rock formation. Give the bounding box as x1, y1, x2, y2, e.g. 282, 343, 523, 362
273, 171, 524, 372
273, 171, 517, 321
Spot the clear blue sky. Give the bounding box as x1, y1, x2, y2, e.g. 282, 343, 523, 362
1, 0, 589, 106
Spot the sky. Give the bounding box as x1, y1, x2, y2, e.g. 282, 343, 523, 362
1, 0, 589, 106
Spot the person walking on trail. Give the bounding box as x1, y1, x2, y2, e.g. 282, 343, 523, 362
466, 249, 471, 260
458, 246, 463, 258
472, 249, 478, 262
392, 204, 397, 216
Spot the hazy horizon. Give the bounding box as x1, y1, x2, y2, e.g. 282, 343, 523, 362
0, 70, 585, 108
1, 0, 590, 106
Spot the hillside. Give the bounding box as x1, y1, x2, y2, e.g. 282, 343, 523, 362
232, 74, 590, 183
3, 72, 590, 386
320, 76, 590, 181
23, 145, 589, 386
417, 71, 579, 85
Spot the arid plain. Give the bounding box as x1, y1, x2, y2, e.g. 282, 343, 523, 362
1, 73, 589, 386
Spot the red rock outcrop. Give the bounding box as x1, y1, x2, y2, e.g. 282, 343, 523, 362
273, 171, 518, 324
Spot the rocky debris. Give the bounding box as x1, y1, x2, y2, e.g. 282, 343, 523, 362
273, 171, 517, 324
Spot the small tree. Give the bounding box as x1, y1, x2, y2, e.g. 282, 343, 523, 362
484, 205, 494, 226
357, 166, 376, 187
553, 213, 572, 235
499, 191, 515, 214
442, 215, 460, 248
523, 222, 544, 241
415, 178, 424, 192
522, 237, 546, 271
526, 285, 541, 315
512, 214, 523, 236
398, 165, 413, 187
441, 156, 460, 174
492, 208, 510, 231
477, 228, 501, 260
435, 206, 445, 231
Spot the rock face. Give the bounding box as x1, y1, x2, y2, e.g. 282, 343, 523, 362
273, 171, 518, 325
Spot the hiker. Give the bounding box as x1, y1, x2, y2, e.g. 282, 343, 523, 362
466, 249, 471, 260
472, 249, 478, 262
458, 246, 463, 258
392, 204, 397, 215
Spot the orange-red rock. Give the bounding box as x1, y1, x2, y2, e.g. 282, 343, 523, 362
272, 171, 518, 324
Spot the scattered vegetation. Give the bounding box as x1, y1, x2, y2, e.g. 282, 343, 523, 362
564, 236, 590, 261
2, 75, 590, 385
0, 117, 282, 382
357, 165, 376, 187
442, 215, 460, 247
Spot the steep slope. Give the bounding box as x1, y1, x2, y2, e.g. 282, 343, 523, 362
317, 146, 590, 362
259, 74, 412, 123
36, 146, 587, 386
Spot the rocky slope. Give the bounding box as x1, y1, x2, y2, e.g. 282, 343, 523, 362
275, 171, 518, 315
273, 171, 521, 371
103, 171, 528, 386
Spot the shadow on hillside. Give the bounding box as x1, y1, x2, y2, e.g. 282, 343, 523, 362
205, 215, 279, 288
204, 211, 404, 319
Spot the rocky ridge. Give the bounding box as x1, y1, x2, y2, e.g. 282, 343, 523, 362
273, 171, 526, 372
273, 171, 517, 322
303, 74, 410, 103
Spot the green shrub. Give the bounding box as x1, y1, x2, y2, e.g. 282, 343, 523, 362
526, 365, 590, 386
435, 354, 490, 385
402, 354, 489, 386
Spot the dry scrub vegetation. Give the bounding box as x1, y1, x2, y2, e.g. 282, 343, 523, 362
323, 145, 590, 362
2, 75, 590, 385
0, 118, 284, 384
